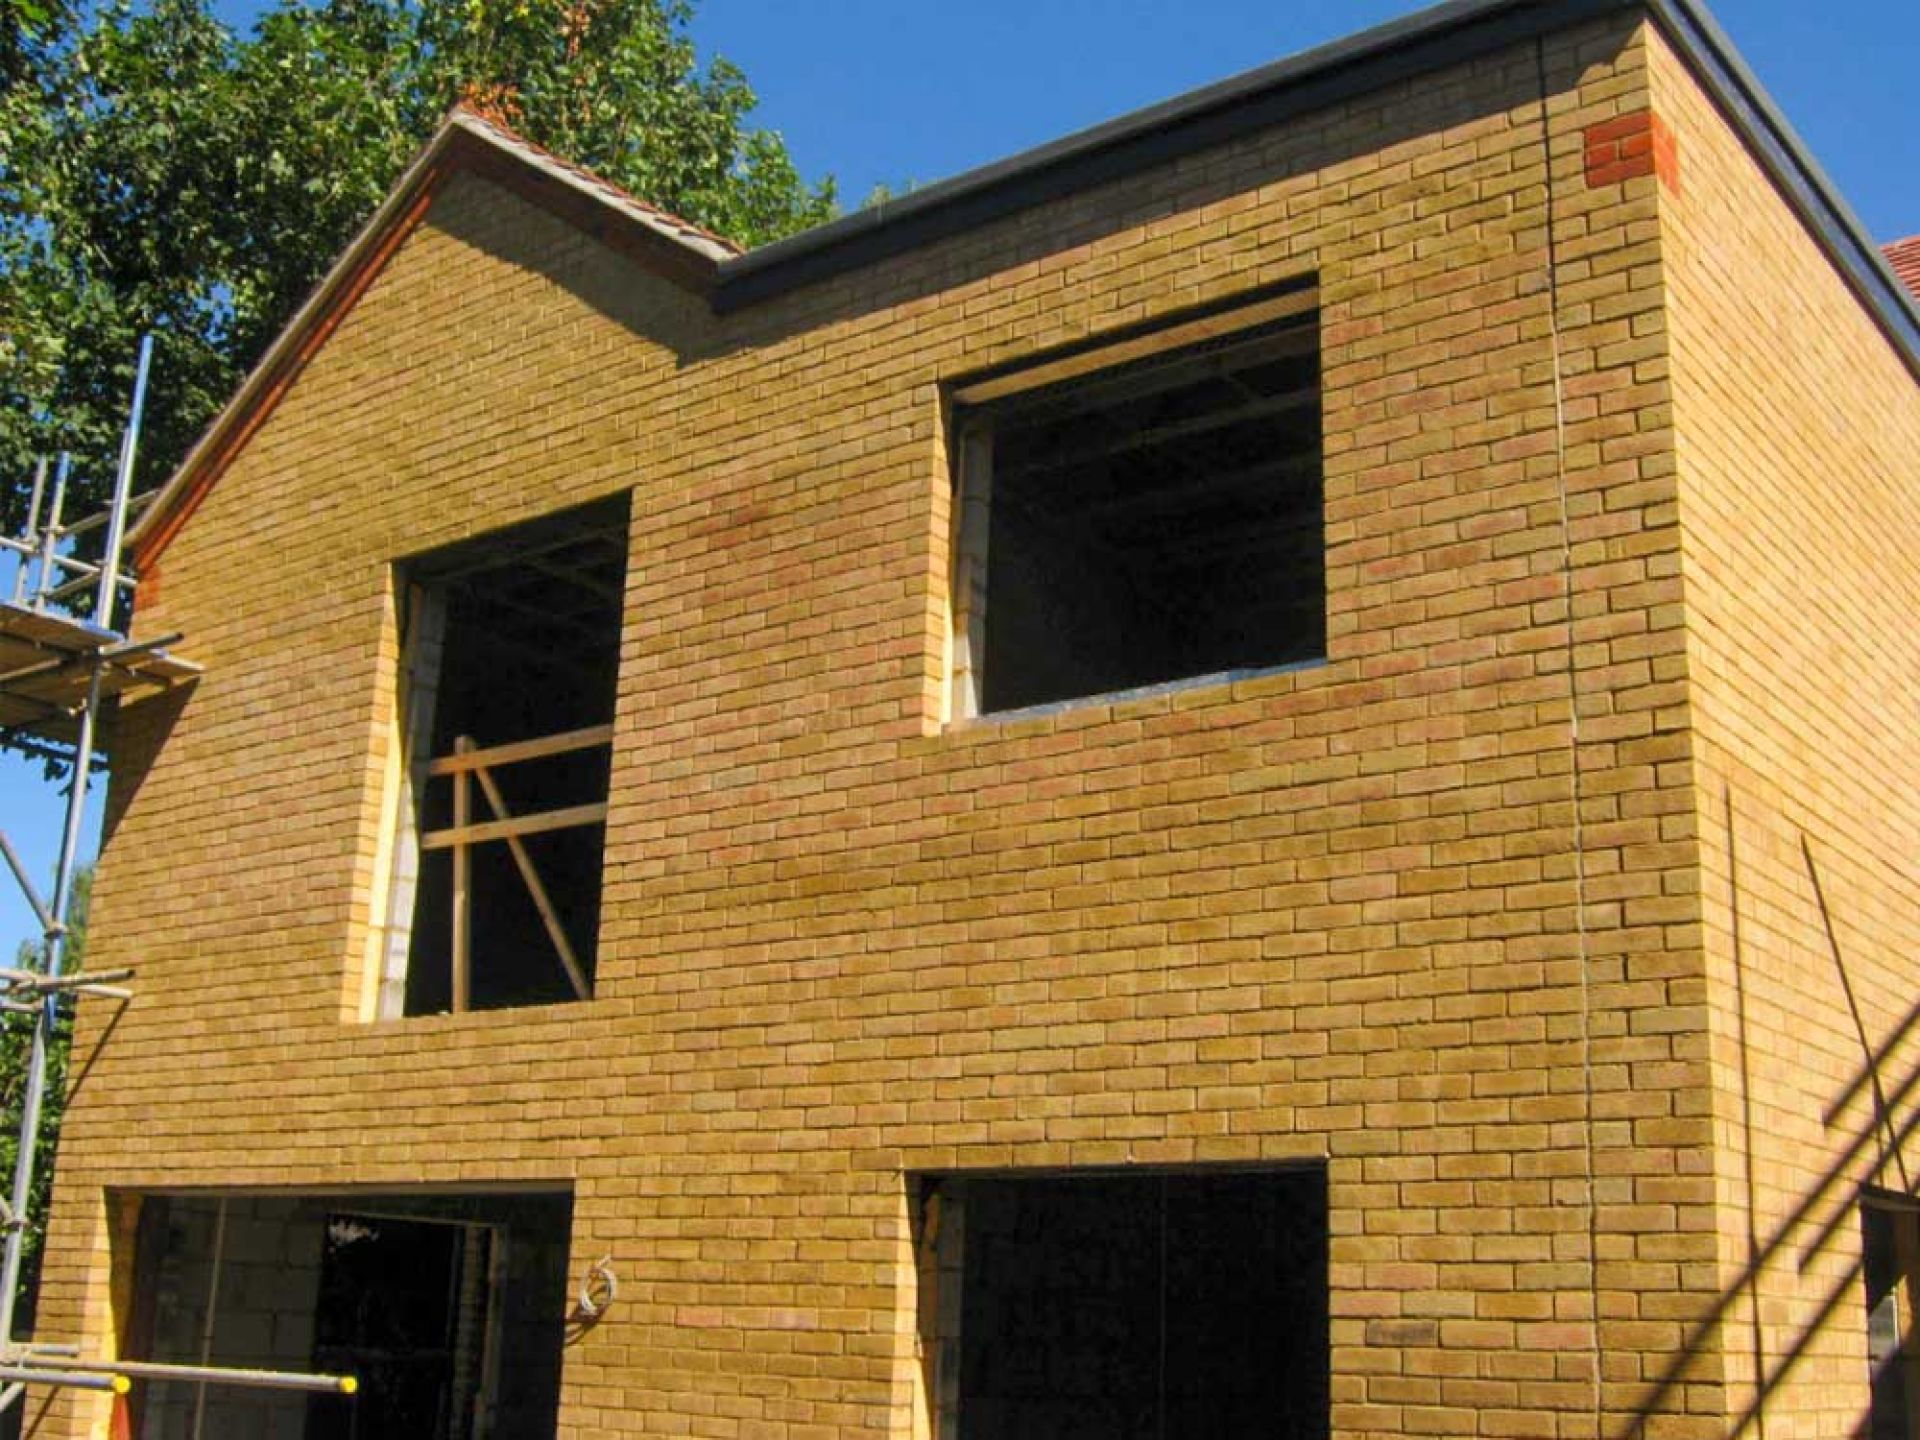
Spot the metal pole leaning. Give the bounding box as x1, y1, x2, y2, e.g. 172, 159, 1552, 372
0, 835, 54, 938
0, 338, 154, 1344
0, 663, 103, 1345
10, 459, 47, 602
30, 456, 69, 612
0, 1365, 128, 1395
9, 1356, 356, 1396
93, 335, 152, 629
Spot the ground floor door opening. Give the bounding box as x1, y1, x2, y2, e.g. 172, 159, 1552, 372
913, 1165, 1329, 1440
122, 1189, 571, 1439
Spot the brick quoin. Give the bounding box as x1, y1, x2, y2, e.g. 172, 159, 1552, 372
1585, 106, 1682, 195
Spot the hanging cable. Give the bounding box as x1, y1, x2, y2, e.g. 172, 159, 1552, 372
1533, 36, 1605, 1438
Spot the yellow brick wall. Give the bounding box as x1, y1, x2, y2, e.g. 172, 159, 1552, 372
1650, 28, 1920, 1440
31, 17, 1729, 1439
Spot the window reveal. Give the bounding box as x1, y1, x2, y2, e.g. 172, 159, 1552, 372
376, 494, 628, 1017
950, 286, 1324, 718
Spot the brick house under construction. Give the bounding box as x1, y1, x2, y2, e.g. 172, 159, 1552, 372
19, 0, 1920, 1434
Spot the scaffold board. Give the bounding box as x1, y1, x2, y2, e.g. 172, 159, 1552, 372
0, 602, 199, 744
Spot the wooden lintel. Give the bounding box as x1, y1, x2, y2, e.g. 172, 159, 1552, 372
426, 724, 613, 776
422, 802, 609, 852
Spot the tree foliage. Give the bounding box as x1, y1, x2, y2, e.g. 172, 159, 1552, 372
1, 0, 834, 527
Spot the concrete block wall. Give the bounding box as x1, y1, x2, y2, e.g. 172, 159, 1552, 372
139, 1198, 322, 1440
1650, 25, 1920, 1440
15, 13, 1805, 1439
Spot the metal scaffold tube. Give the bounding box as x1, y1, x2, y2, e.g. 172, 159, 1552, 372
1, 337, 326, 1428
0, 1365, 128, 1395
0, 336, 152, 1349
0, 339, 347, 1418
9, 1354, 356, 1396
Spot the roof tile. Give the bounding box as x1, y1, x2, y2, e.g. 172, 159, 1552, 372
1886, 236, 1920, 302
449, 103, 743, 261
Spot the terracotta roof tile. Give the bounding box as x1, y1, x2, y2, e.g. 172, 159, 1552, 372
448, 102, 744, 260
1887, 235, 1920, 302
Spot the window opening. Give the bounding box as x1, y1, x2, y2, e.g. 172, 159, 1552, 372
122, 1190, 572, 1440
377, 495, 628, 1017
912, 1166, 1329, 1440
950, 289, 1323, 718
1863, 1196, 1920, 1440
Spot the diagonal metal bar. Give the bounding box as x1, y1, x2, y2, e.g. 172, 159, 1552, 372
0, 835, 53, 937
1803, 833, 1911, 1193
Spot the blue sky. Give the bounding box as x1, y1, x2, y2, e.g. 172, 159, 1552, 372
693, 0, 1917, 243
3, 0, 1917, 950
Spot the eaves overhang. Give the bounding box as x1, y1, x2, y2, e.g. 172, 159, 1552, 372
132, 0, 1920, 570
711, 0, 1920, 387
128, 107, 736, 570
713, 0, 1636, 310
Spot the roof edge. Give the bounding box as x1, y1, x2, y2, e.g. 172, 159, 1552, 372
709, 0, 1920, 387
711, 0, 1632, 311
129, 113, 458, 567
130, 108, 728, 569
135, 0, 1920, 570
1642, 0, 1920, 382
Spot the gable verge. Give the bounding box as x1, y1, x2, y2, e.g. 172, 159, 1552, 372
128, 108, 732, 572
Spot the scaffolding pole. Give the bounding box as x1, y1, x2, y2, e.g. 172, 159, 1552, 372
0, 340, 358, 1420
0, 338, 151, 1349
8, 1353, 355, 1396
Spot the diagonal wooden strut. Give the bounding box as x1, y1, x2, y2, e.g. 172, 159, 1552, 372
463, 740, 591, 1002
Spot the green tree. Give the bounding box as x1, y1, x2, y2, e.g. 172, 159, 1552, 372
0, 865, 89, 1321
0, 0, 66, 88
0, 0, 833, 528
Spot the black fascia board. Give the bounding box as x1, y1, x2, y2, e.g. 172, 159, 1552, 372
709, 0, 1920, 384
712, 0, 1629, 313
1641, 0, 1920, 380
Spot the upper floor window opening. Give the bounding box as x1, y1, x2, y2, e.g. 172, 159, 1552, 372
948, 284, 1325, 720
374, 494, 629, 1018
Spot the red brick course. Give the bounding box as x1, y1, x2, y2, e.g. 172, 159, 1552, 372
1584, 107, 1681, 195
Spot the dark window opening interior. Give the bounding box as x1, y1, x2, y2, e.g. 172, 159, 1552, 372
123, 1190, 572, 1440
915, 1167, 1329, 1440
1863, 1198, 1920, 1440
956, 305, 1323, 715
393, 495, 628, 1016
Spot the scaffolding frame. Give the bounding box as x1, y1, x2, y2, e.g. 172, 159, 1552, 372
0, 338, 357, 1417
